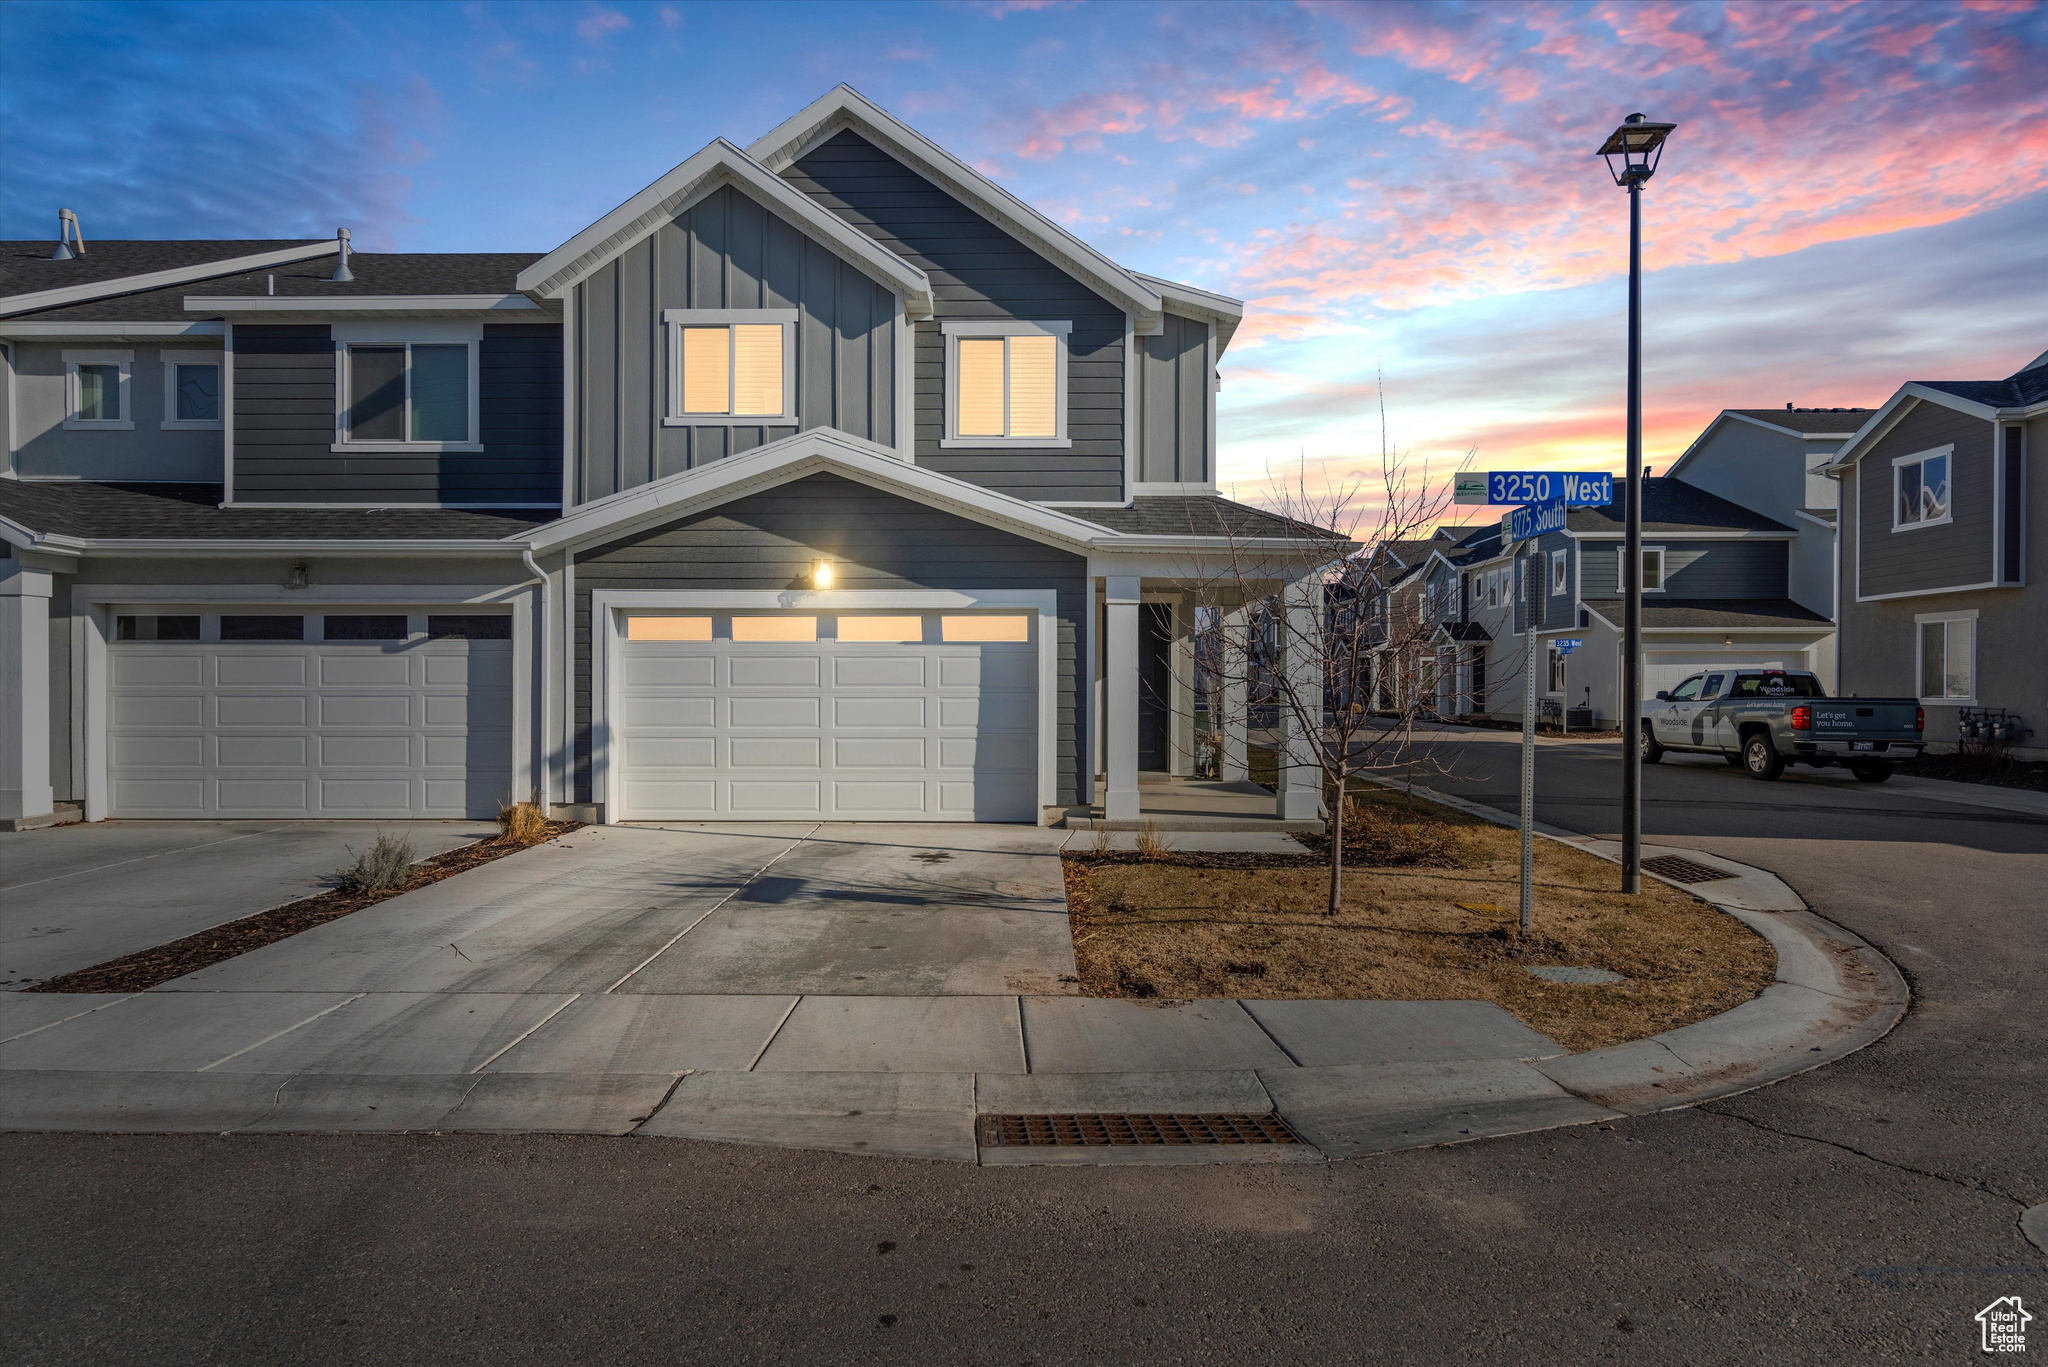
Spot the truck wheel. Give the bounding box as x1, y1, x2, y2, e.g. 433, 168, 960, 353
1743, 732, 1785, 781
1640, 722, 1665, 764
1850, 761, 1894, 784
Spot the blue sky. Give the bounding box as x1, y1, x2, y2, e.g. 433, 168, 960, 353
4, 0, 2043, 504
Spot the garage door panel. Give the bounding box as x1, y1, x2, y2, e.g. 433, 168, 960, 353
321, 653, 412, 685
834, 656, 925, 687
113, 779, 208, 813
938, 656, 984, 687
730, 737, 823, 768
835, 781, 929, 814
730, 655, 821, 687
321, 734, 411, 767
114, 654, 202, 686
215, 780, 311, 811
320, 779, 415, 811
216, 655, 307, 686
621, 695, 715, 727
834, 737, 928, 768
217, 736, 309, 767
218, 696, 307, 727
729, 780, 823, 812
623, 654, 713, 686
420, 695, 473, 726
320, 695, 413, 727
731, 696, 819, 727
835, 696, 924, 728
114, 695, 205, 727
625, 737, 717, 768
112, 735, 205, 767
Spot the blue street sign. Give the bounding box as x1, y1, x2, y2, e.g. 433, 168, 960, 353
1507, 498, 1567, 541
1485, 471, 1613, 507
1555, 638, 1584, 654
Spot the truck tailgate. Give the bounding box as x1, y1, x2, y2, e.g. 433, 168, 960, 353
1808, 700, 1920, 738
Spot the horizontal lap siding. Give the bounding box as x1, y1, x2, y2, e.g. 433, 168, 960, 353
232, 323, 561, 505
1577, 538, 1787, 599
1857, 399, 1996, 597
785, 131, 1125, 503
574, 184, 896, 505
572, 472, 1084, 807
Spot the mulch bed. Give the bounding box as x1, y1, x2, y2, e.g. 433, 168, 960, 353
1894, 752, 2048, 794
26, 822, 580, 994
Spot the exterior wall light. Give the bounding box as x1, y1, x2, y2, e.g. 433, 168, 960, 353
286, 560, 310, 591
812, 558, 834, 590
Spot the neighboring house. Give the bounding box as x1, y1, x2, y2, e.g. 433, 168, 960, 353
1468, 479, 1829, 727
1821, 349, 2047, 758
1359, 524, 1495, 715
1663, 405, 1872, 691
0, 85, 1335, 831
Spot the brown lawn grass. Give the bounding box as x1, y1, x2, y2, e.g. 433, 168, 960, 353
1063, 786, 1773, 1052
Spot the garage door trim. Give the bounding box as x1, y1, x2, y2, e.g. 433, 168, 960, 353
590, 589, 1059, 823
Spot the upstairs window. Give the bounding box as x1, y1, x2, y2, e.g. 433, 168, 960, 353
161, 350, 222, 430
1617, 545, 1666, 592
941, 321, 1068, 447
1893, 447, 1952, 530
338, 339, 477, 448
1551, 549, 1568, 595
64, 350, 133, 430
663, 310, 796, 424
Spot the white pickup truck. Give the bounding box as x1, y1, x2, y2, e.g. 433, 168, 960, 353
1640, 668, 1925, 782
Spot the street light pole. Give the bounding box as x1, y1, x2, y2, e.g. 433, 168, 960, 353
1598, 112, 1676, 897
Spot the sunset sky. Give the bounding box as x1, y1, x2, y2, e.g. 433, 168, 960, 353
4, 0, 2043, 508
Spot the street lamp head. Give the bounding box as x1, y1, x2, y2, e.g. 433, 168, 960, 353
1597, 112, 1677, 188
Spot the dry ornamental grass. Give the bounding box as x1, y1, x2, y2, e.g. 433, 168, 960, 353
1063, 787, 1774, 1053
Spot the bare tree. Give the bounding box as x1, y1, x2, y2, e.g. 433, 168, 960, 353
1172, 421, 1524, 916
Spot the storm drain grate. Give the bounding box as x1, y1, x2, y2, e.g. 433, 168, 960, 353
977, 1113, 1303, 1147
1642, 855, 1735, 885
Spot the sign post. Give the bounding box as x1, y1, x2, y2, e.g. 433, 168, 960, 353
1520, 555, 1537, 936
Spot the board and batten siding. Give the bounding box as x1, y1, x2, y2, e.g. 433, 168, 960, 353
783, 130, 1126, 504
1576, 537, 1788, 600
232, 323, 561, 505
573, 183, 898, 505
1136, 311, 1213, 485
571, 472, 1086, 806
1856, 398, 1997, 598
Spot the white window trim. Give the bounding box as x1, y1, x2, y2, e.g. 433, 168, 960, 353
1913, 608, 1978, 705
939, 318, 1072, 449
331, 324, 483, 453
1618, 545, 1668, 593
660, 308, 799, 426
1892, 444, 1955, 532
159, 349, 224, 431
1550, 548, 1567, 595
62, 349, 134, 431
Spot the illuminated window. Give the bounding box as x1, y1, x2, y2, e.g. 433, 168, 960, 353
626, 616, 713, 642
731, 616, 817, 642
941, 615, 1030, 643
836, 616, 925, 643
943, 322, 1067, 445
664, 310, 796, 423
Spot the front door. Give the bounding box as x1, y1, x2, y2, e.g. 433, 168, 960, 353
1652, 674, 1705, 746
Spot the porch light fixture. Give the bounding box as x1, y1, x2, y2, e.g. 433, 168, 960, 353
1596, 111, 1677, 898
811, 558, 834, 590
286, 560, 309, 591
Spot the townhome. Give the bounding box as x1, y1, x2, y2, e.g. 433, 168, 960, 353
1821, 350, 2046, 757
0, 85, 1339, 832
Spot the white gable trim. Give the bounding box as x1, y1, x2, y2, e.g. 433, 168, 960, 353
513, 139, 932, 316
1135, 273, 1243, 352
747, 85, 1165, 332
0, 241, 339, 319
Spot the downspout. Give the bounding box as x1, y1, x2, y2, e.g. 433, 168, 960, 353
520, 546, 552, 809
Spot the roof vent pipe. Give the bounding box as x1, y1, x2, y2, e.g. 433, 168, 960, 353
50, 208, 85, 260
330, 227, 354, 282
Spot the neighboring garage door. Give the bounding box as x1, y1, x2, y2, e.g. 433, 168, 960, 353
1645, 651, 1795, 697
108, 610, 513, 819
613, 610, 1038, 822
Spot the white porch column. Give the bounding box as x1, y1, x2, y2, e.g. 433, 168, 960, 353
1277, 575, 1324, 821
1103, 574, 1142, 822
1169, 596, 1194, 778
1219, 604, 1249, 783
0, 562, 55, 824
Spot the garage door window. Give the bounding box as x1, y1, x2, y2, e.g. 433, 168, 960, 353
941, 615, 1030, 642
732, 616, 817, 642
427, 614, 511, 640
626, 615, 712, 642
837, 616, 924, 643
116, 614, 200, 642
324, 614, 410, 641
220, 615, 304, 641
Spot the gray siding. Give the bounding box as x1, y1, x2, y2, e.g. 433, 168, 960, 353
1137, 312, 1211, 484
783, 131, 1126, 503
1856, 399, 1996, 598
9, 341, 223, 483
572, 184, 898, 504
1535, 530, 1575, 629
1576, 536, 1788, 599
572, 472, 1085, 805
232, 323, 561, 505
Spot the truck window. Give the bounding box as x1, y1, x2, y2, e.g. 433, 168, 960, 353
1668, 676, 1703, 702
1729, 673, 1823, 698
1701, 673, 1726, 698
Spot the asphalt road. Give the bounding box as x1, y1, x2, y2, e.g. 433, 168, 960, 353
6, 737, 2044, 1365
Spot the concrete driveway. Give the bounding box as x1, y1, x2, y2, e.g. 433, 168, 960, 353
0, 820, 494, 988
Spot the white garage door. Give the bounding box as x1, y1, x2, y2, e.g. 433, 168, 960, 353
613, 610, 1038, 822
1645, 651, 1795, 696
108, 610, 513, 819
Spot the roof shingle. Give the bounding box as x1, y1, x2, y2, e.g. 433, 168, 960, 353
0, 481, 550, 541
7, 252, 545, 323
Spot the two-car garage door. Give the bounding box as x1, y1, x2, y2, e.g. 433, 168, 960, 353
612, 610, 1038, 823
108, 610, 512, 819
